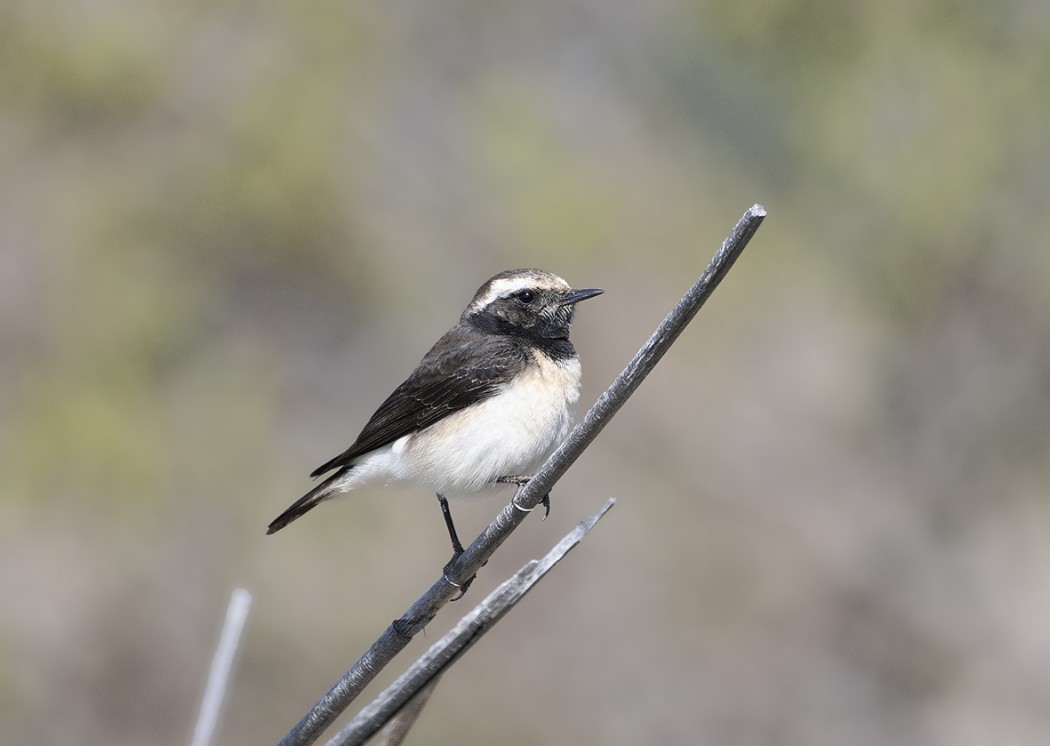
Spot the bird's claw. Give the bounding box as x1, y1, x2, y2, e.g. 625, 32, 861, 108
443, 551, 476, 601
499, 475, 551, 519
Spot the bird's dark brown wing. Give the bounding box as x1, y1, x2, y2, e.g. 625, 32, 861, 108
309, 327, 526, 478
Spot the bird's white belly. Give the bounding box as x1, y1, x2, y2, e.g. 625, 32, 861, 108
399, 353, 582, 497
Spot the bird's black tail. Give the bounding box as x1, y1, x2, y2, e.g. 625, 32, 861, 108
266, 467, 349, 535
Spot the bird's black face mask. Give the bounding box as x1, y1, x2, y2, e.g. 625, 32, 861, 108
470, 287, 598, 341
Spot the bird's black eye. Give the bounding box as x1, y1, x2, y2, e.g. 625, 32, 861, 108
515, 289, 536, 304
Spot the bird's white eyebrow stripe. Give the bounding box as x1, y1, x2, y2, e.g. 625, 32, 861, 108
468, 274, 571, 313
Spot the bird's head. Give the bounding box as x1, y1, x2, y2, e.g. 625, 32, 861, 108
463, 269, 603, 340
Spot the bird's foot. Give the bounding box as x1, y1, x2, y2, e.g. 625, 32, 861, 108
496, 475, 551, 519
443, 550, 478, 601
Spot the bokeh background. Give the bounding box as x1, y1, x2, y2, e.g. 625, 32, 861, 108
3, 1, 1049, 744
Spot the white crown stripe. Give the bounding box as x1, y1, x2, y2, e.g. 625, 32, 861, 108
467, 272, 572, 313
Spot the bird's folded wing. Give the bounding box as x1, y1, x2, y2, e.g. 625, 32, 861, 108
310, 332, 524, 477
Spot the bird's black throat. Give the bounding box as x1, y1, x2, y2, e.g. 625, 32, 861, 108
466, 313, 578, 362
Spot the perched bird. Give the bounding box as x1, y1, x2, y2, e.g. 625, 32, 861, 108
266, 268, 602, 565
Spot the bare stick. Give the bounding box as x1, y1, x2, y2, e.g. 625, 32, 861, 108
191, 588, 253, 746
368, 676, 442, 746
277, 204, 766, 746
326, 498, 616, 746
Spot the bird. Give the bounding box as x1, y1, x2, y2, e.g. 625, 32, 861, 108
266, 268, 602, 569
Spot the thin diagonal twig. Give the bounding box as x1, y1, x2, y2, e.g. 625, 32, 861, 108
192, 588, 252, 746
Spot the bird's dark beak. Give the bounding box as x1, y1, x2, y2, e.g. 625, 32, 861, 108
560, 288, 604, 306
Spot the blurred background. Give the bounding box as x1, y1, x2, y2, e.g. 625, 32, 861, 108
2, 1, 1049, 744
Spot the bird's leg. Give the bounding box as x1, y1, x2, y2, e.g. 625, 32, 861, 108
495, 475, 551, 519
437, 493, 465, 556
437, 493, 476, 600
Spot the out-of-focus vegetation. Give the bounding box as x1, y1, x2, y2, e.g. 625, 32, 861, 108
2, 1, 1048, 744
